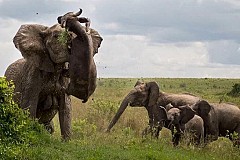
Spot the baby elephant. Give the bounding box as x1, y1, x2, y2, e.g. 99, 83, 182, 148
166, 104, 204, 146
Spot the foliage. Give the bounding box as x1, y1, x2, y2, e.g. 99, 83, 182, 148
0, 77, 47, 159
72, 119, 97, 139
57, 29, 70, 45
227, 83, 240, 97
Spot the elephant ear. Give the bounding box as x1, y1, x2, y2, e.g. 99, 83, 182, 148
146, 81, 160, 107
178, 105, 195, 124
13, 24, 54, 72
192, 100, 211, 117
89, 28, 103, 56
165, 103, 174, 111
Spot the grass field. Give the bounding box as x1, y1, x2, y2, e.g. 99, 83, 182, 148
5, 78, 240, 160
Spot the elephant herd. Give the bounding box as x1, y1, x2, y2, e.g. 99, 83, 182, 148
3, 9, 240, 147
106, 81, 240, 146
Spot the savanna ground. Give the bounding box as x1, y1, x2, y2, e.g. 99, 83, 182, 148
2, 78, 240, 159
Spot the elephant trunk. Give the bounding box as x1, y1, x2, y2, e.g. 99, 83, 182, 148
66, 18, 96, 103
106, 94, 134, 132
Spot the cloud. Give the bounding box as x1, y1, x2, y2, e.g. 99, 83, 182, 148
0, 0, 240, 78
0, 18, 24, 75
206, 40, 240, 65
95, 0, 240, 42
96, 35, 210, 78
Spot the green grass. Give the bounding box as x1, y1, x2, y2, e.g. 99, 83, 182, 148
3, 78, 240, 159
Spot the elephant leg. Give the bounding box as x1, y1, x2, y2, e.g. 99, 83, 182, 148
153, 125, 161, 139
145, 106, 154, 127
172, 124, 184, 146
172, 132, 181, 146
59, 93, 72, 140
145, 106, 156, 138
37, 105, 58, 134
21, 89, 40, 118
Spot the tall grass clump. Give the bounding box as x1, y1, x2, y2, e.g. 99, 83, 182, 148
87, 99, 119, 131
0, 77, 47, 159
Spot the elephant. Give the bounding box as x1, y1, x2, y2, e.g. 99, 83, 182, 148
191, 100, 240, 146
166, 104, 204, 146
4, 9, 103, 140
106, 80, 201, 133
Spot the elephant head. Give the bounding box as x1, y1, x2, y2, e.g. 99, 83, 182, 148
106, 81, 161, 132
167, 105, 195, 127
166, 105, 196, 146
13, 24, 70, 72
191, 100, 211, 119
57, 9, 103, 102
191, 100, 218, 139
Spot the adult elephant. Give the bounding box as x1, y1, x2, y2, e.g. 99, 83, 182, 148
106, 80, 201, 132
191, 100, 240, 146
4, 9, 103, 140
166, 104, 204, 146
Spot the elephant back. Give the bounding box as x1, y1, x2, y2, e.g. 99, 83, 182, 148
4, 58, 26, 104
4, 58, 25, 83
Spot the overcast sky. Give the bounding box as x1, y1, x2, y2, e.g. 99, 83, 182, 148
1, 0, 240, 78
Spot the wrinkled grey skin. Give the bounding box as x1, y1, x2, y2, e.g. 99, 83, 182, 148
158, 92, 201, 107
192, 100, 240, 146
106, 80, 201, 135
166, 105, 204, 146
4, 9, 102, 140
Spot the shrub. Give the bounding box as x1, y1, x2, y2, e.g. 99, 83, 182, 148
179, 83, 187, 88
86, 99, 119, 131
0, 77, 45, 159
227, 83, 240, 97
72, 119, 97, 139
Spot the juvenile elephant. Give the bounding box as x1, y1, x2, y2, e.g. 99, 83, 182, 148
166, 104, 204, 146
191, 100, 240, 146
4, 9, 103, 140
106, 80, 201, 133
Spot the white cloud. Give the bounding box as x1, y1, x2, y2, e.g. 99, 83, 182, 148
0, 18, 25, 75
95, 35, 228, 78
0, 0, 240, 78
102, 22, 121, 31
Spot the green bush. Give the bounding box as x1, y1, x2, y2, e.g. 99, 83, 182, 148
0, 77, 46, 159
72, 119, 97, 139
227, 83, 240, 97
